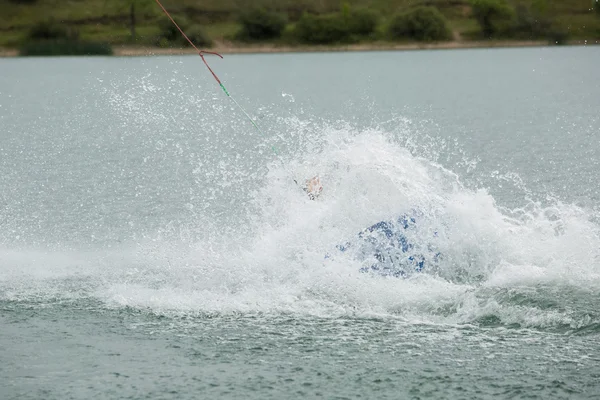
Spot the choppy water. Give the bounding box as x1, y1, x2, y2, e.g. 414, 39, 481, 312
1, 47, 599, 399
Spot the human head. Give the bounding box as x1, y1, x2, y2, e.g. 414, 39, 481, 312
304, 176, 323, 200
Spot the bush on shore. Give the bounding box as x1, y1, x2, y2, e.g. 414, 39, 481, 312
509, 4, 568, 44
469, 0, 515, 38
237, 8, 287, 41
294, 13, 349, 44
27, 20, 78, 41
341, 5, 379, 37
20, 20, 111, 56
184, 25, 213, 47
293, 5, 379, 44
388, 7, 452, 41
155, 17, 212, 48
157, 16, 189, 42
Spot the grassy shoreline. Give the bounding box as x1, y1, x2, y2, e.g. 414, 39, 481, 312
1, 39, 597, 58
2, 0, 600, 57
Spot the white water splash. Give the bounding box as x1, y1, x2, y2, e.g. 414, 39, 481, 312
3, 124, 598, 331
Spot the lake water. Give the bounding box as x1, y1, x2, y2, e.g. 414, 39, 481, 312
1, 46, 599, 399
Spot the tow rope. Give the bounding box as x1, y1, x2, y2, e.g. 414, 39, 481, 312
154, 0, 275, 153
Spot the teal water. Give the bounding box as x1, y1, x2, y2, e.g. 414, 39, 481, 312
1, 47, 599, 399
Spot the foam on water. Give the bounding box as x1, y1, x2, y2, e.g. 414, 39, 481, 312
2, 62, 599, 332
1, 122, 598, 331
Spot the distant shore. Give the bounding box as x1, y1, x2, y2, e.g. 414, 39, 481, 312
1, 39, 597, 58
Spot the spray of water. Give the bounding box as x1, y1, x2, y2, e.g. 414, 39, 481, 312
1, 70, 599, 333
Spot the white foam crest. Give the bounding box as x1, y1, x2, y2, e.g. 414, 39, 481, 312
452, 294, 589, 329
106, 128, 597, 325
2, 126, 599, 328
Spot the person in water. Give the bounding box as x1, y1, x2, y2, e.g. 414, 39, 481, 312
304, 176, 436, 277
303, 175, 323, 200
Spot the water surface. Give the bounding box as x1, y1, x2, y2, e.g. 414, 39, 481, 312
1, 47, 599, 399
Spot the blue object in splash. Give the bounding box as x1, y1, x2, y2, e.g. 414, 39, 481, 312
330, 213, 439, 278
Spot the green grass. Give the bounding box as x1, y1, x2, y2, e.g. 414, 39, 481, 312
204, 22, 240, 41
77, 24, 160, 45
556, 13, 600, 38
1, 0, 599, 49
0, 30, 25, 47
447, 18, 481, 39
